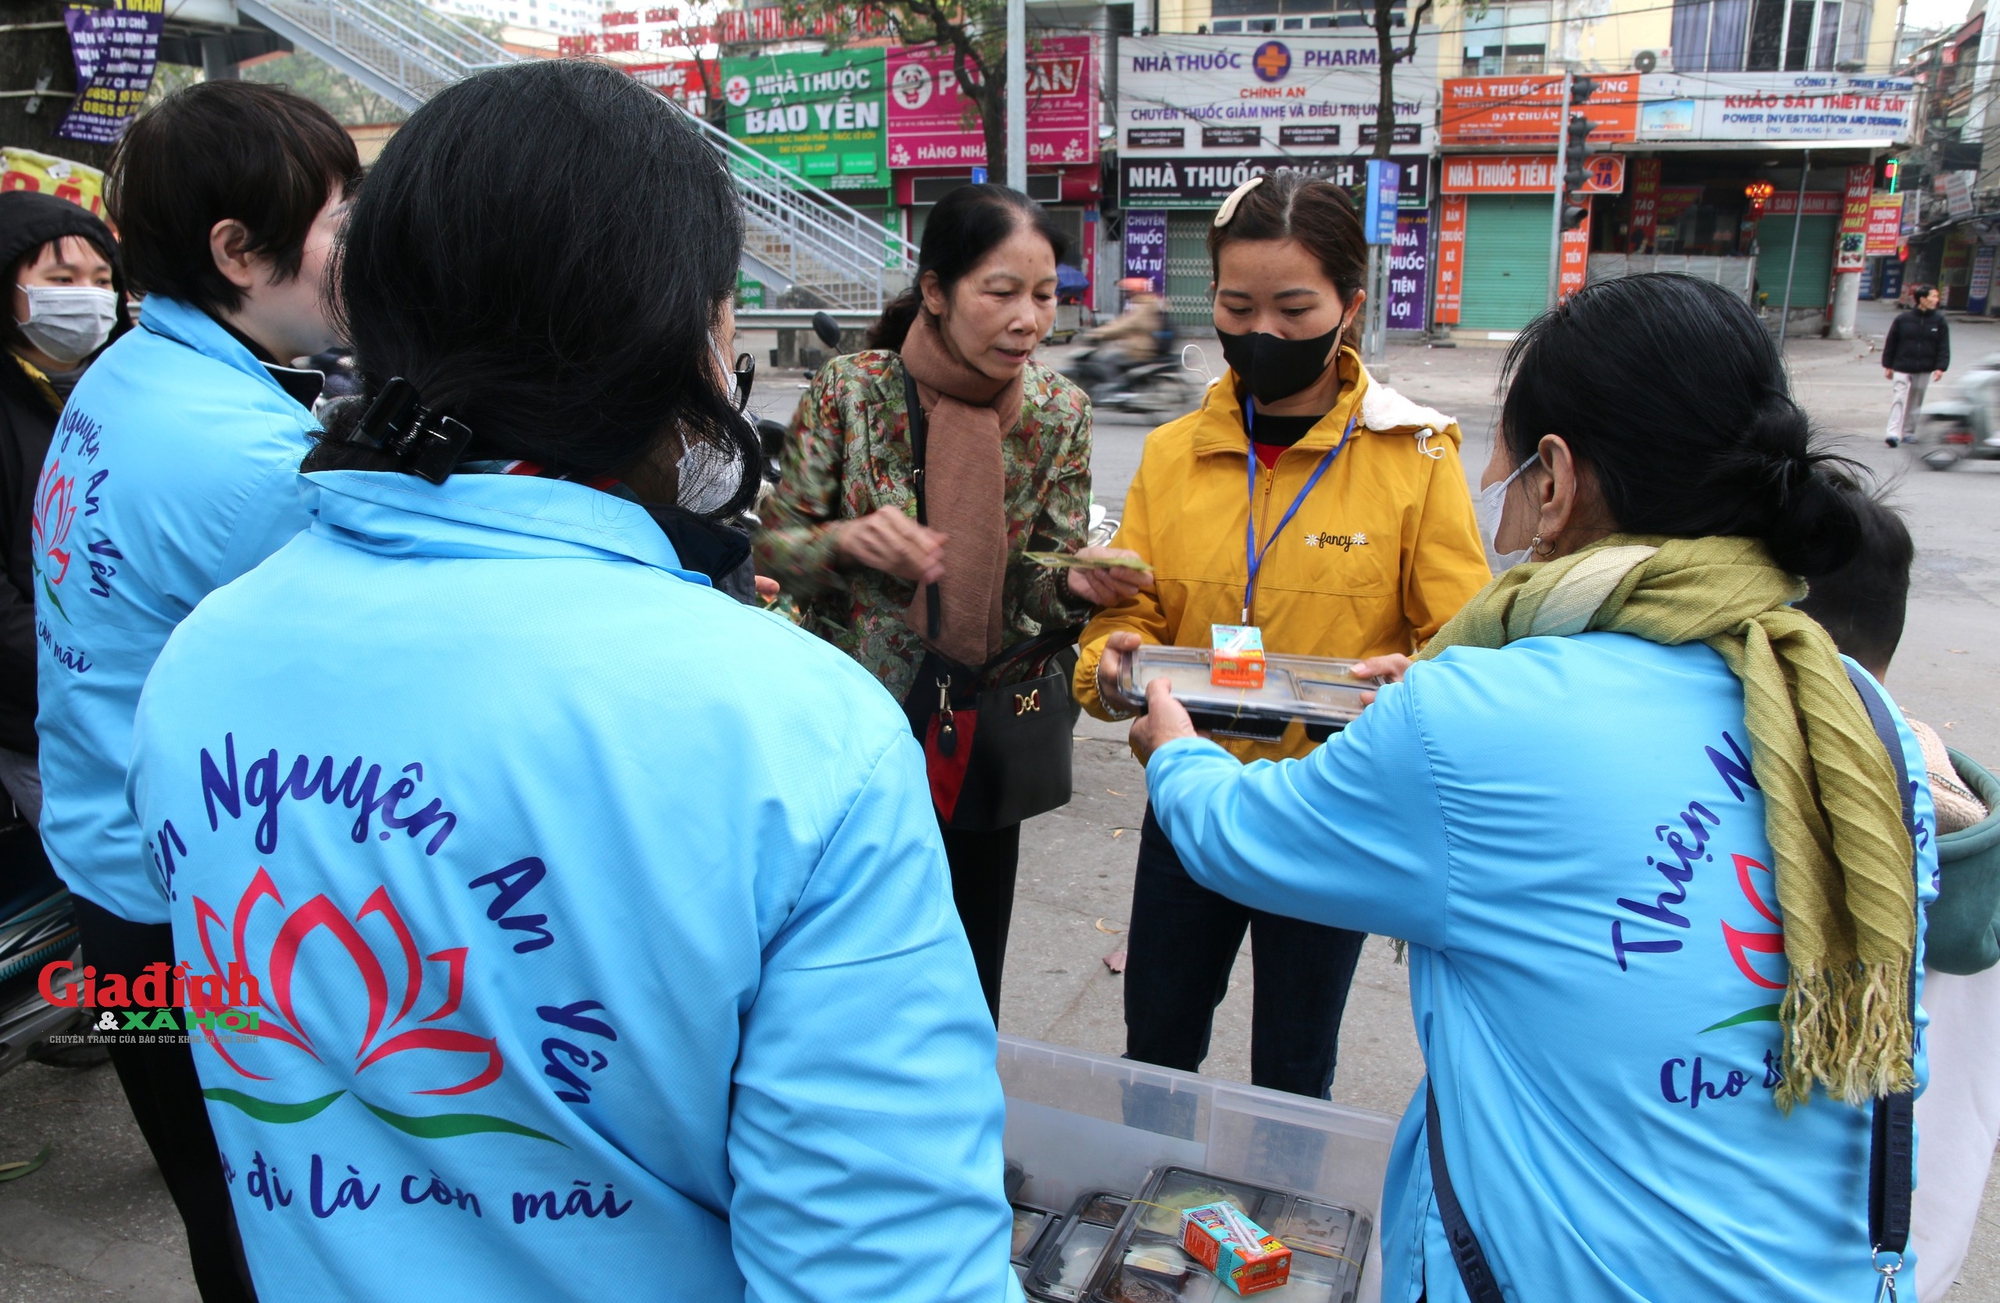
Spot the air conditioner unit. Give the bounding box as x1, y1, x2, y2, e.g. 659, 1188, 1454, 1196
1632, 48, 1671, 72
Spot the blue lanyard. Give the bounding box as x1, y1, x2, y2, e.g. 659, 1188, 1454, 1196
1242, 403, 1357, 624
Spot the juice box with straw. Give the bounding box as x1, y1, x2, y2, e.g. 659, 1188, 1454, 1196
1210, 624, 1266, 690
1180, 1201, 1292, 1296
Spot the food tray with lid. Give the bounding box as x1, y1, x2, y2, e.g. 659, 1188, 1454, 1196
1082, 1166, 1370, 1303
1115, 645, 1378, 741
1024, 1190, 1135, 1300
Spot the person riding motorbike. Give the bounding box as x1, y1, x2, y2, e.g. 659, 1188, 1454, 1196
1092, 278, 1168, 362
1072, 277, 1169, 397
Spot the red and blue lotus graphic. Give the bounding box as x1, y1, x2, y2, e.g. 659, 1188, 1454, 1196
192, 867, 560, 1144
30, 461, 75, 619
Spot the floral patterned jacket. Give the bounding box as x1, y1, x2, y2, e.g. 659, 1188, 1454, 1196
754, 349, 1095, 704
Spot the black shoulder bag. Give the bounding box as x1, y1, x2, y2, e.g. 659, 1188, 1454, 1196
897, 363, 1082, 832
1421, 667, 1920, 1303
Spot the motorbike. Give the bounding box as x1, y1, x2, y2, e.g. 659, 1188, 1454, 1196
0, 807, 87, 1078
1087, 502, 1119, 548
1062, 326, 1199, 418
750, 310, 842, 487
1912, 352, 2000, 471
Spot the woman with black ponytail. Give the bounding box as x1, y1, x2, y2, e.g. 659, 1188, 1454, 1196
122, 60, 1020, 1302
1128, 273, 1935, 1302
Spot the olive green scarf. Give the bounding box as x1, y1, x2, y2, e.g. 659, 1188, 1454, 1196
1419, 534, 1917, 1108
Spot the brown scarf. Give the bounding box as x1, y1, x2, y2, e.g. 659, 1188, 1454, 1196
899, 309, 1022, 667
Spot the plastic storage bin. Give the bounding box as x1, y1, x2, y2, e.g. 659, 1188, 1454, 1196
999, 1036, 1400, 1303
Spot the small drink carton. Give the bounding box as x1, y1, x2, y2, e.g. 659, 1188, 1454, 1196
1210, 624, 1266, 690
1180, 1201, 1292, 1296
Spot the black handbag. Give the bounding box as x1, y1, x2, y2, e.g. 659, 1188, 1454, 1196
896, 363, 1081, 832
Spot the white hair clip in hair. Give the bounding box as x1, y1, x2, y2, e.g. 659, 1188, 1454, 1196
1212, 175, 1265, 228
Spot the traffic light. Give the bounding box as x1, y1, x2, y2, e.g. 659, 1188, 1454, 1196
1563, 114, 1595, 192
1571, 75, 1597, 104
1883, 158, 1901, 193
1562, 201, 1591, 230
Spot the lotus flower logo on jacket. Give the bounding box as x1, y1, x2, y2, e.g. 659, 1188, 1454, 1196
30, 459, 76, 615
189, 865, 557, 1144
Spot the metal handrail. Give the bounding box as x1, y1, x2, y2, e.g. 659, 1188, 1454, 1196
248, 0, 909, 307
671, 101, 916, 276
249, 0, 511, 103
330, 0, 512, 69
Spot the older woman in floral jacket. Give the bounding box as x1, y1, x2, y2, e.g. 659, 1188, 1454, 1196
756, 184, 1145, 1020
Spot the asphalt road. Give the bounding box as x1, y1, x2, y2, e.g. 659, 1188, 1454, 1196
4, 297, 1996, 1300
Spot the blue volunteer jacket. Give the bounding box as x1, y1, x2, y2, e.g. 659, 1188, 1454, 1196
33, 295, 316, 923
126, 468, 1020, 1302
1147, 634, 1936, 1303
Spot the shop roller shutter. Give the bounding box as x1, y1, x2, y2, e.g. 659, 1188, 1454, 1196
1754, 216, 1837, 311
1459, 195, 1554, 333
1165, 212, 1215, 329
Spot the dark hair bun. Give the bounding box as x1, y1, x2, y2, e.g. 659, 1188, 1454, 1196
1499, 274, 1864, 577
1733, 398, 1860, 576
1766, 466, 1864, 578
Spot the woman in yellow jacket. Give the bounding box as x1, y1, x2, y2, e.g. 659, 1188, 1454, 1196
1074, 170, 1490, 1099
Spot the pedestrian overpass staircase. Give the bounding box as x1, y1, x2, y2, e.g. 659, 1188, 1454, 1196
235, 0, 913, 310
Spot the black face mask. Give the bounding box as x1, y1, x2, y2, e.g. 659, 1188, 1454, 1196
1215, 321, 1345, 405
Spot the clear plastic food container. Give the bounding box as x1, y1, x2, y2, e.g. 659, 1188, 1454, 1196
999, 1037, 1395, 1303
1116, 645, 1378, 742
1074, 1165, 1370, 1303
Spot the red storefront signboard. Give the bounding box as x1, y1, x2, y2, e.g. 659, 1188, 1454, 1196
623, 60, 716, 110
1628, 157, 1661, 251
1559, 217, 1590, 301
886, 37, 1096, 169
1436, 196, 1465, 325
1836, 164, 1873, 273
1440, 154, 1624, 194
1440, 74, 1638, 146
1864, 192, 1904, 258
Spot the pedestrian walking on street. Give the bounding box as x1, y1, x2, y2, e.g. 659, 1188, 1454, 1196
756, 184, 1147, 1022
1130, 272, 1931, 1301
126, 60, 1020, 1302
1073, 171, 1490, 1100
32, 81, 358, 1303
0, 191, 128, 830
1884, 283, 1949, 446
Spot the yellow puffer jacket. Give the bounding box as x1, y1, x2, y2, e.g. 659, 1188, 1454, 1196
1074, 348, 1491, 762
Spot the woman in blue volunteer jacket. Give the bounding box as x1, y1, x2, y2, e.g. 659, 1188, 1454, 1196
124, 62, 1016, 1303
33, 82, 359, 1303
1131, 275, 1935, 1303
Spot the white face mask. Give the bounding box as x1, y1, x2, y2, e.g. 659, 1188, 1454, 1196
18, 284, 116, 365
1475, 452, 1541, 573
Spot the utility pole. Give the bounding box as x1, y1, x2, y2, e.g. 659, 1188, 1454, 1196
1546, 73, 1575, 311
1778, 148, 1812, 351
1363, 159, 1399, 376
1005, 0, 1027, 191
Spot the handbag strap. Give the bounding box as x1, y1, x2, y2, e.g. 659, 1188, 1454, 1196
1419, 669, 1921, 1303
1425, 1083, 1505, 1303
1843, 665, 1919, 1287
902, 360, 942, 642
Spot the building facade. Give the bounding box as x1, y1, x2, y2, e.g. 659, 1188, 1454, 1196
1116, 0, 1915, 338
